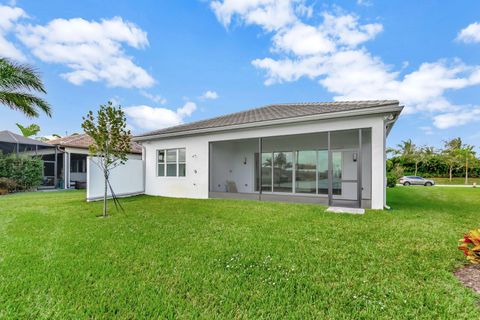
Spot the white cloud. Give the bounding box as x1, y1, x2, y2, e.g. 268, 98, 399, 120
433, 107, 480, 129
211, 1, 480, 129
177, 101, 197, 116
357, 0, 373, 7
16, 16, 154, 88
200, 90, 219, 100
419, 126, 433, 135
124, 102, 197, 131
320, 12, 382, 47
273, 22, 336, 56
0, 5, 26, 60
210, 0, 301, 31
457, 22, 480, 43
140, 91, 167, 104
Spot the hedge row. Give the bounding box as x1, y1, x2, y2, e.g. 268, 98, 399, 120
0, 154, 43, 192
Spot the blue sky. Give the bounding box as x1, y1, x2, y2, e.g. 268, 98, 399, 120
1, 0, 480, 151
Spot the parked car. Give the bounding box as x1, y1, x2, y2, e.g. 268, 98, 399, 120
399, 176, 435, 186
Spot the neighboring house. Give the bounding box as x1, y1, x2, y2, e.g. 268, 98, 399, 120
47, 134, 142, 189
0, 130, 59, 188
133, 100, 403, 209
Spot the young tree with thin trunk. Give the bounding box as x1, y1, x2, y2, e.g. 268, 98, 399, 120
81, 101, 131, 217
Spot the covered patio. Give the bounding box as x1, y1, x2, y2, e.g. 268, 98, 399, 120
209, 128, 372, 208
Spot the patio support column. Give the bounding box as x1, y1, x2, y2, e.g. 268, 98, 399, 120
54, 148, 58, 188
64, 152, 68, 189
67, 152, 71, 189
371, 118, 385, 209
357, 128, 363, 208
327, 131, 332, 206
208, 142, 211, 194
258, 137, 262, 201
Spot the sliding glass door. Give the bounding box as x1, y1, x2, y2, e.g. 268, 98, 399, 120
317, 150, 328, 195
273, 152, 293, 192
250, 129, 365, 208
295, 151, 316, 194
261, 153, 272, 192
261, 152, 293, 193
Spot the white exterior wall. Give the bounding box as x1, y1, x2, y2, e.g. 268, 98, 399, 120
86, 155, 145, 201
142, 114, 388, 209
64, 146, 142, 189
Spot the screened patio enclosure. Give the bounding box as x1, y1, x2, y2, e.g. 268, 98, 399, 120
209, 129, 372, 208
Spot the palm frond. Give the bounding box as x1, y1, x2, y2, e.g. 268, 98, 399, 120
0, 58, 46, 93
0, 91, 51, 117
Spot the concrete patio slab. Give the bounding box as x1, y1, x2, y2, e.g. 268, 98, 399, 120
326, 206, 365, 214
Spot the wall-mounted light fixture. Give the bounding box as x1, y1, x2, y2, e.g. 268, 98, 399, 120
353, 152, 358, 162
243, 157, 247, 165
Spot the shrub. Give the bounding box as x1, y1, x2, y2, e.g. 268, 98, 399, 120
0, 177, 17, 194
0, 154, 43, 191
387, 174, 397, 188
458, 229, 480, 264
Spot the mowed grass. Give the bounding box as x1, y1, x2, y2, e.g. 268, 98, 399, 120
430, 177, 480, 185
0, 188, 478, 319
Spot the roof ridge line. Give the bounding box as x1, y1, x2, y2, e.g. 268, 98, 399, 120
136, 100, 401, 138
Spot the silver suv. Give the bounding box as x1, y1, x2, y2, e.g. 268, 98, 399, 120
399, 176, 435, 186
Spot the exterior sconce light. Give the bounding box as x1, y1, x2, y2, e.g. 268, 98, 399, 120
243, 157, 247, 165
353, 152, 358, 162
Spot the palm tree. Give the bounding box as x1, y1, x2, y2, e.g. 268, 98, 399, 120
443, 138, 462, 182
396, 139, 416, 158
458, 145, 476, 185
415, 146, 436, 176
396, 139, 420, 174
16, 123, 40, 137
0, 58, 51, 117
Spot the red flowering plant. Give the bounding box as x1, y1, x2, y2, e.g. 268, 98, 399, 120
458, 229, 480, 264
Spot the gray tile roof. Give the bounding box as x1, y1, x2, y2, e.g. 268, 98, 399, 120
0, 130, 53, 147
136, 100, 399, 138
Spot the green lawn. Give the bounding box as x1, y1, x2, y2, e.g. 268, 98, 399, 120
430, 177, 480, 185
0, 188, 478, 319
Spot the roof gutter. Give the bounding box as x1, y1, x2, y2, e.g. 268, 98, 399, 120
134, 104, 404, 142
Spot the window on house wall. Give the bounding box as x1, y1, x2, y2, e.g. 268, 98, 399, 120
157, 148, 186, 177
178, 148, 186, 177
166, 149, 177, 176
157, 150, 165, 176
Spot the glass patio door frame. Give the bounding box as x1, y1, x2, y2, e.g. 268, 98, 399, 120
327, 129, 363, 208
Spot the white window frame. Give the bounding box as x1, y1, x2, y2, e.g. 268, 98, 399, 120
156, 148, 186, 177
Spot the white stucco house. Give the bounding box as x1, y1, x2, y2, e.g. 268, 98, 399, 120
132, 100, 403, 209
